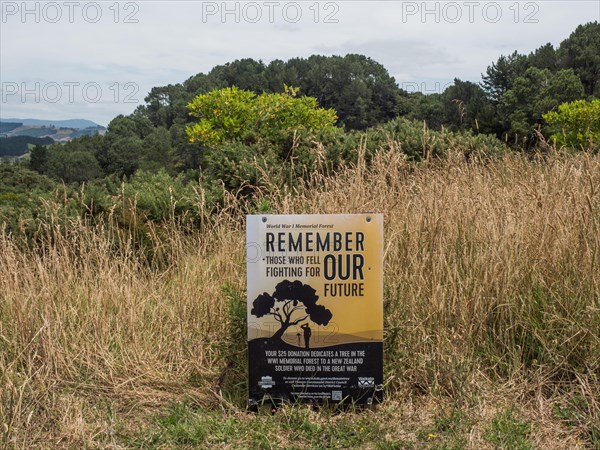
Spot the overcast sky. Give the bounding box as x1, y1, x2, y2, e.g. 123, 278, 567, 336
1, 1, 599, 126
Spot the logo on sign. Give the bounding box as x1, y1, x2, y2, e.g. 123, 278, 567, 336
258, 376, 275, 389
358, 377, 375, 388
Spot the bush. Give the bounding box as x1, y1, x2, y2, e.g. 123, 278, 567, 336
46, 148, 103, 183
543, 99, 600, 151
123, 169, 199, 222
186, 86, 338, 150
362, 118, 507, 161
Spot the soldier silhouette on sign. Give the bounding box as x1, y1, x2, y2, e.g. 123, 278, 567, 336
301, 323, 312, 349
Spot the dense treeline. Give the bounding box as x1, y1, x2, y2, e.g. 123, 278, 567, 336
136, 21, 599, 140
0, 122, 23, 133
24, 23, 600, 173
0, 136, 55, 157
1, 22, 599, 242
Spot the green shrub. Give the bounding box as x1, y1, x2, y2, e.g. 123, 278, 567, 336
186, 85, 337, 149
543, 99, 600, 150
123, 169, 199, 222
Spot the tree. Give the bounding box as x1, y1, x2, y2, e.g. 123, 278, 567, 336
251, 280, 333, 343
105, 113, 153, 140
103, 114, 154, 176
265, 59, 301, 92
140, 127, 174, 173
208, 58, 269, 92
441, 79, 499, 134
527, 43, 558, 71
178, 55, 402, 130
295, 54, 401, 130
404, 92, 445, 130
29, 145, 48, 174
170, 123, 203, 171
143, 84, 190, 128
481, 51, 530, 103
543, 99, 600, 150
557, 22, 600, 96
105, 136, 144, 177
45, 148, 102, 183
500, 67, 585, 139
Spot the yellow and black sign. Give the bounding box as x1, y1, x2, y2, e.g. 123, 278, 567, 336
247, 214, 383, 405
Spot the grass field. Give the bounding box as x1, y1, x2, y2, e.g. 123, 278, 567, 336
1, 150, 599, 449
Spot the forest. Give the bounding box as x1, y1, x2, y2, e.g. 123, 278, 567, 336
1, 22, 599, 235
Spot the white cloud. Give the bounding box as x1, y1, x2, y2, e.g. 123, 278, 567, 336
1, 1, 598, 125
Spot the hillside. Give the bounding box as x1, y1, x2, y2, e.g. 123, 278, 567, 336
0, 122, 22, 134
0, 122, 106, 142
2, 118, 101, 129
0, 121, 106, 160
0, 136, 55, 157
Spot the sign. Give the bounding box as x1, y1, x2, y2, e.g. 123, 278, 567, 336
247, 214, 384, 405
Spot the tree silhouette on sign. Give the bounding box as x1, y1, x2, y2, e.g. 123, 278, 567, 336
251, 279, 333, 343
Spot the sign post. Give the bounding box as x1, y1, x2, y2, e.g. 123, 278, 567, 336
247, 214, 384, 405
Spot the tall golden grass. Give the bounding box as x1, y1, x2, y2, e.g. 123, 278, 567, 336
1, 150, 599, 447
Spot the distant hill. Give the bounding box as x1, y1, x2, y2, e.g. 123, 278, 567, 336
11, 127, 58, 138
0, 121, 106, 142
0, 122, 22, 134
1, 118, 101, 129
0, 136, 55, 157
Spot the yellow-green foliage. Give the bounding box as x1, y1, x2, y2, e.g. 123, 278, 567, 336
186, 86, 338, 146
543, 99, 600, 150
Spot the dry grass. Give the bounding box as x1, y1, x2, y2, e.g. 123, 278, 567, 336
1, 150, 599, 448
